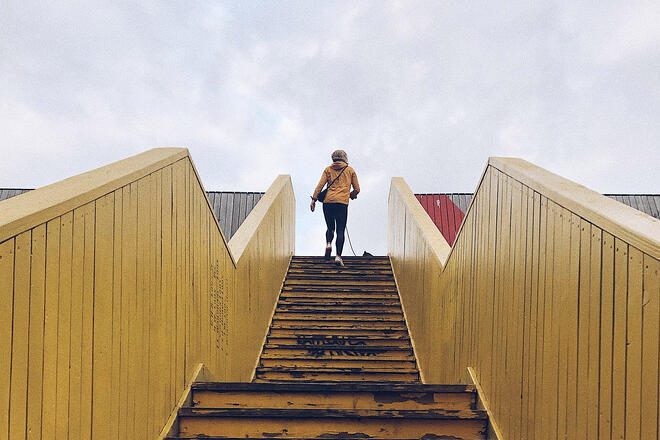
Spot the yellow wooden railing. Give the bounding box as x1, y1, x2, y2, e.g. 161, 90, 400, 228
389, 158, 659, 440
0, 148, 295, 440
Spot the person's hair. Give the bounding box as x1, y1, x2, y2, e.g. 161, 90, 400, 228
331, 149, 348, 163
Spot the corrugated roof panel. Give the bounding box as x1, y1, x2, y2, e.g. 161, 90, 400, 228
0, 188, 264, 240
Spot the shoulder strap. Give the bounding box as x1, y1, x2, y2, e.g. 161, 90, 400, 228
326, 166, 348, 190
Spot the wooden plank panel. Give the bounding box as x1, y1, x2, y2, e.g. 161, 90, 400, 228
92, 193, 114, 439
611, 238, 628, 440
26, 224, 46, 440
509, 180, 524, 438
625, 246, 643, 439
135, 177, 150, 439
587, 225, 602, 439
533, 194, 548, 440
160, 166, 175, 414
152, 170, 164, 435
80, 202, 95, 439
174, 161, 186, 397
555, 205, 571, 440
109, 188, 123, 440
146, 172, 157, 434
576, 220, 591, 440
41, 219, 60, 439
121, 183, 138, 438
599, 232, 615, 440
55, 212, 73, 439
0, 238, 15, 440
525, 190, 540, 439
641, 255, 658, 440
565, 212, 580, 439
9, 231, 31, 440
542, 199, 558, 440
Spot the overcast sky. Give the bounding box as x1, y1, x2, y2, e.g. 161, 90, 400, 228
1, 1, 659, 255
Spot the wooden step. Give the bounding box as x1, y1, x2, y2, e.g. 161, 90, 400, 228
190, 382, 477, 411
287, 268, 393, 275
280, 292, 399, 301
282, 285, 398, 293
260, 345, 412, 359
177, 408, 486, 439
291, 256, 390, 262
259, 357, 417, 369
273, 314, 404, 322
255, 368, 420, 382
268, 327, 410, 337
266, 336, 410, 347
285, 278, 396, 286
278, 298, 402, 306
270, 322, 408, 331
274, 308, 403, 316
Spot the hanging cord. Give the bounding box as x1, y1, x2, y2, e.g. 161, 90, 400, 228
345, 226, 357, 256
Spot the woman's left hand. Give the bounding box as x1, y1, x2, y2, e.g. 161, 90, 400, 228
310, 199, 316, 212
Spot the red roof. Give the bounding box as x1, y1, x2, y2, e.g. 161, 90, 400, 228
415, 194, 466, 246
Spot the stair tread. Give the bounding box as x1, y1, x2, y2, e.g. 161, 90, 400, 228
178, 407, 486, 420
193, 382, 475, 393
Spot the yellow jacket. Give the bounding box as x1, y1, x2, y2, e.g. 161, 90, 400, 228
312, 161, 360, 205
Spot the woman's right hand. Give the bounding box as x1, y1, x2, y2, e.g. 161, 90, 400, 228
310, 199, 316, 212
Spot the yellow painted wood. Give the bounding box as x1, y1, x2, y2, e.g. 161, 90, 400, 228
41, 219, 60, 439
587, 225, 603, 440
0, 148, 189, 243
0, 239, 15, 439
80, 202, 95, 439
91, 193, 114, 439
641, 255, 659, 440
612, 238, 628, 440
26, 224, 46, 440
68, 205, 86, 440
625, 246, 643, 439
55, 213, 73, 439
109, 188, 123, 440
489, 157, 659, 258
389, 159, 660, 440
0, 148, 295, 439
10, 231, 31, 440
600, 232, 615, 440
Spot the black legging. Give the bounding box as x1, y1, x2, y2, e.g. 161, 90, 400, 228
323, 203, 348, 256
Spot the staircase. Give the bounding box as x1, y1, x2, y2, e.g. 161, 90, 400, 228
166, 256, 488, 439
257, 256, 419, 383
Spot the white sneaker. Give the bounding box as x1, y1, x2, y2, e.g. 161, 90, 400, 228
324, 243, 332, 260
334, 256, 344, 267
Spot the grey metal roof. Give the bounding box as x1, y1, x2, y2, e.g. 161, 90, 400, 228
414, 193, 660, 221
0, 188, 264, 240
207, 191, 264, 239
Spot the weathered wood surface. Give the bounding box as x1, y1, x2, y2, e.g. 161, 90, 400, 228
389, 157, 660, 440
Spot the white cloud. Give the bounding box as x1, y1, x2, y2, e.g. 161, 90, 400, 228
1, 1, 658, 254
